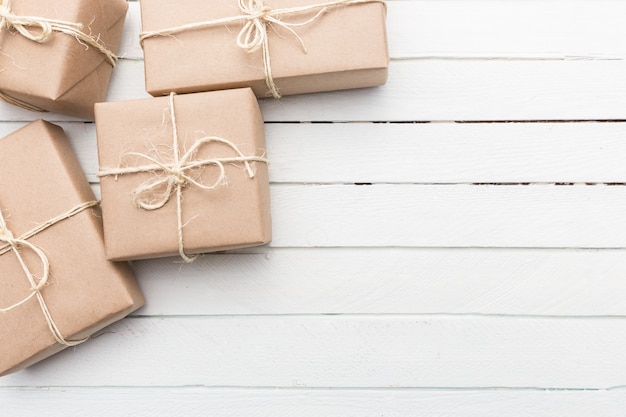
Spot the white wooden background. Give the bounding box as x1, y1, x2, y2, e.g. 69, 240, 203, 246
3, 0, 626, 415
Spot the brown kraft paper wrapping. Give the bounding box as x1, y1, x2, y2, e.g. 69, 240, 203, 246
95, 88, 272, 261
0, 120, 144, 376
0, 0, 128, 119
140, 0, 389, 98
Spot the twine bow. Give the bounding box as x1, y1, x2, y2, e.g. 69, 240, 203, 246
98, 93, 269, 262
0, 200, 99, 346
0, 0, 118, 112
0, 0, 117, 66
139, 0, 386, 98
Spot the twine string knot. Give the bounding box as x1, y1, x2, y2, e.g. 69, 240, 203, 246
0, 0, 117, 64
98, 93, 268, 262
140, 0, 386, 99
0, 200, 99, 346
236, 1, 272, 53
0, 2, 63, 43
235, 0, 324, 98
0, 0, 119, 112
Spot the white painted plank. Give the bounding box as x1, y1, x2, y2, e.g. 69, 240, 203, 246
258, 59, 626, 122
267, 184, 626, 248
394, 0, 626, 59
130, 248, 626, 317
9, 121, 625, 184
118, 1, 626, 60
117, 2, 144, 60
6, 59, 626, 122
85, 183, 626, 248
3, 316, 626, 388
2, 387, 626, 417
264, 122, 626, 183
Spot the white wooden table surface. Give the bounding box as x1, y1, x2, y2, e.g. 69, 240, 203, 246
3, 1, 626, 415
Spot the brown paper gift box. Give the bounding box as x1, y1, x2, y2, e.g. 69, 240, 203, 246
95, 88, 272, 261
140, 0, 388, 98
0, 0, 127, 119
0, 120, 144, 376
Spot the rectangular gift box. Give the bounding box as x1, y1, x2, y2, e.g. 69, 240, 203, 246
0, 120, 144, 376
0, 0, 127, 119
95, 88, 272, 261
140, 0, 388, 98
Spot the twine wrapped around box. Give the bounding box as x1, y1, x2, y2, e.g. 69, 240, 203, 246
0, 0, 118, 111
0, 200, 99, 346
98, 93, 269, 262
139, 0, 386, 98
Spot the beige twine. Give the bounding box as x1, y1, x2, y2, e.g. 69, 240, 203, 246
0, 200, 99, 346
0, 0, 118, 111
139, 0, 387, 99
98, 92, 269, 262
0, 0, 117, 65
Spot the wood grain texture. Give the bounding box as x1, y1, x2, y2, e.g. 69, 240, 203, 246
264, 122, 626, 184
2, 316, 626, 389
130, 248, 626, 316
267, 184, 626, 248
9, 121, 625, 184
2, 388, 626, 417
257, 59, 626, 122
3, 59, 626, 122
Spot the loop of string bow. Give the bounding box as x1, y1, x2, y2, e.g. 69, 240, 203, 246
98, 92, 269, 263
139, 0, 387, 99
0, 0, 118, 111
0, 200, 99, 346
0, 0, 117, 65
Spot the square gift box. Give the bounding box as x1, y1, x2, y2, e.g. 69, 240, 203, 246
96, 88, 272, 261
0, 0, 128, 119
0, 120, 144, 376
139, 0, 389, 98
